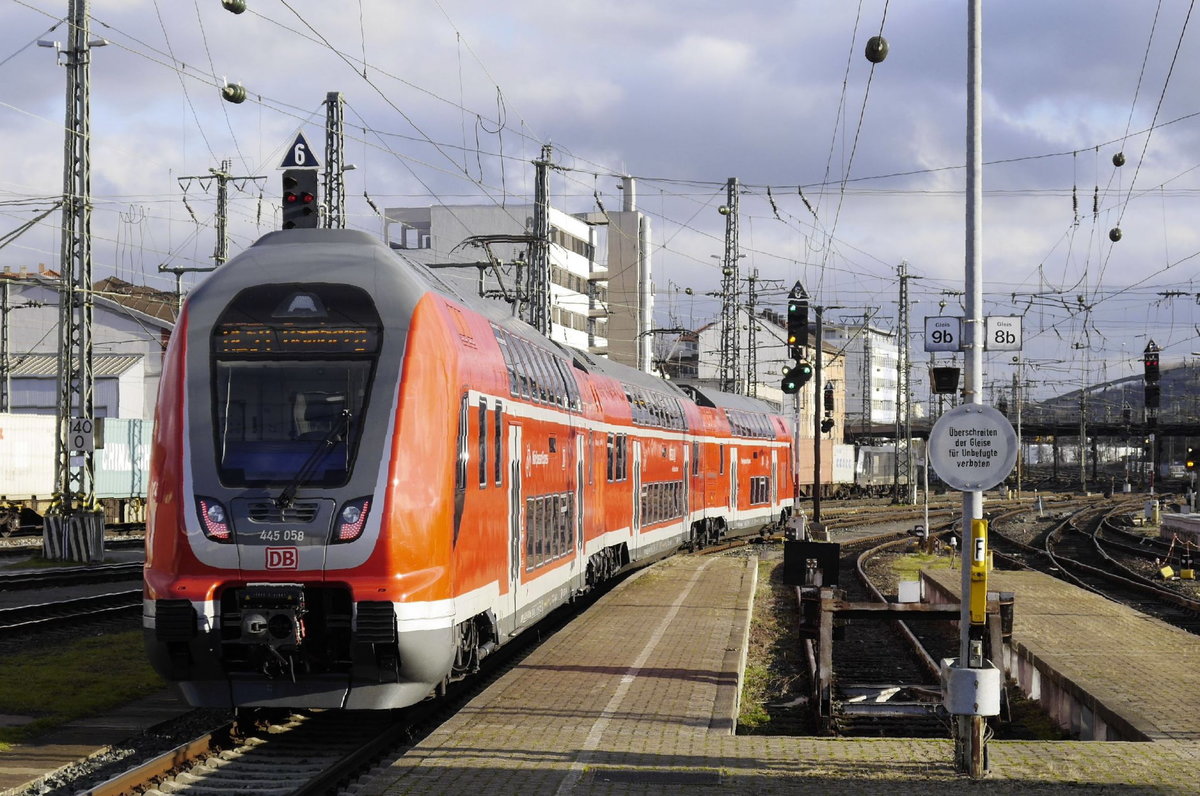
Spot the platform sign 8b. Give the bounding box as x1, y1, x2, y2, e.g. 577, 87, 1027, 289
985, 316, 1022, 352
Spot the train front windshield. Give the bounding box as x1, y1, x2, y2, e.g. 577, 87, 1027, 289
209, 284, 382, 487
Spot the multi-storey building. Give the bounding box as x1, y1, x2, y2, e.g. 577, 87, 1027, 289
384, 181, 653, 370
823, 322, 900, 432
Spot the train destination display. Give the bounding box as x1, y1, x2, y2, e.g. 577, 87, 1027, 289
927, 403, 1017, 492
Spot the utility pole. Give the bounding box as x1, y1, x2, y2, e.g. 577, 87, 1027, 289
323, 91, 346, 229
163, 160, 265, 308
529, 144, 552, 335
745, 269, 758, 397
1, 281, 9, 413
955, 0, 990, 777
46, 0, 104, 561
718, 177, 740, 393
1078, 349, 1088, 494
813, 309, 825, 525
894, 262, 917, 503
861, 313, 872, 436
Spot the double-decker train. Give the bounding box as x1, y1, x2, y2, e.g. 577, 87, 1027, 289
143, 229, 797, 709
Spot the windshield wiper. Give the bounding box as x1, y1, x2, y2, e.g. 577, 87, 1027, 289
276, 409, 352, 509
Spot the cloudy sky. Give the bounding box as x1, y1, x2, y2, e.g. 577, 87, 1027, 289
2, 0, 1199, 402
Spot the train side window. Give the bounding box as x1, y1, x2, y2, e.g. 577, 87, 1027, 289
616, 435, 628, 481
456, 395, 468, 491
493, 403, 503, 486
530, 499, 540, 566
519, 340, 540, 401
719, 445, 725, 475
478, 398, 488, 487
497, 333, 519, 396
511, 339, 531, 399
691, 441, 700, 477
560, 359, 581, 410
606, 434, 615, 482
533, 350, 553, 404
555, 494, 564, 557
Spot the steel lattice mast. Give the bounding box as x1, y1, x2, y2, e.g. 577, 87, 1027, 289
718, 177, 740, 393
53, 0, 96, 515
323, 91, 345, 229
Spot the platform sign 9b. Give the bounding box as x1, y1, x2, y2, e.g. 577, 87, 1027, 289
925, 316, 962, 352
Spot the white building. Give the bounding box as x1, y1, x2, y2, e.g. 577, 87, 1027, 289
0, 271, 174, 418
383, 179, 653, 370
823, 323, 900, 431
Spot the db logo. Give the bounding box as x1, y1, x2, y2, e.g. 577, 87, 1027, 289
265, 547, 298, 570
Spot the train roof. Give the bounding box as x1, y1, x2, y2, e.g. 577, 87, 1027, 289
672, 383, 780, 414
236, 231, 779, 418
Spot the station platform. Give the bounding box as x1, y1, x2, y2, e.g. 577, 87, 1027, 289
358, 555, 1200, 795
922, 567, 1200, 744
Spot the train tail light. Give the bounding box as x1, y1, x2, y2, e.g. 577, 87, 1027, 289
333, 497, 371, 543
197, 497, 233, 542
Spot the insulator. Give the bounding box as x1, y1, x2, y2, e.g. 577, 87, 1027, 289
1113, 151, 1126, 167
222, 0, 247, 12
221, 83, 247, 104
865, 35, 889, 63
1109, 227, 1122, 242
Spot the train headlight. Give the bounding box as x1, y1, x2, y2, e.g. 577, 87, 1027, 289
333, 497, 371, 543
196, 497, 233, 542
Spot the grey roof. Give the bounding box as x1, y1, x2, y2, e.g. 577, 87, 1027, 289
8, 353, 143, 378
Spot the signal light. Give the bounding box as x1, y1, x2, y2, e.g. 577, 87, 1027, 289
1145, 383, 1161, 409
1188, 449, 1196, 472
282, 168, 319, 229
1143, 341, 1160, 383
781, 359, 813, 395
787, 282, 809, 359
821, 417, 835, 433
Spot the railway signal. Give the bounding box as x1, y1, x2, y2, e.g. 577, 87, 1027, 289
787, 282, 809, 359
1187, 448, 1196, 472
1143, 342, 1160, 382
781, 359, 813, 394
282, 169, 318, 229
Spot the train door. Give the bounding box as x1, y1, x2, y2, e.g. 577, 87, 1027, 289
575, 433, 585, 556
682, 441, 691, 528
771, 449, 779, 508
507, 423, 523, 617
729, 446, 738, 515
632, 440, 643, 536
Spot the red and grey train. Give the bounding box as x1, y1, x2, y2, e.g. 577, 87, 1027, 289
144, 229, 796, 709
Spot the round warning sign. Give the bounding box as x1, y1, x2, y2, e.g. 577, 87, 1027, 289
928, 404, 1017, 492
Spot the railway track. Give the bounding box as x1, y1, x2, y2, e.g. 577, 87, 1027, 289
825, 527, 954, 737
86, 710, 412, 796
988, 501, 1200, 634
0, 589, 142, 636
0, 561, 142, 590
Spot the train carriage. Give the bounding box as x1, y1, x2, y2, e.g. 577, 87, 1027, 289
144, 229, 796, 709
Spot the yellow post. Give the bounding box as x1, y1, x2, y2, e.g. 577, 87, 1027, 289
969, 518, 988, 625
